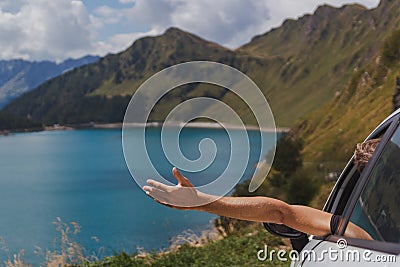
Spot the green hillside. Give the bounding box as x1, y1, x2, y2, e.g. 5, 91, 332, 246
296, 26, 400, 167
3, 0, 400, 129
0, 111, 42, 132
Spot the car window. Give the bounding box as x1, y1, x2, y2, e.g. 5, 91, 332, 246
325, 124, 390, 216
348, 125, 400, 243
328, 165, 359, 215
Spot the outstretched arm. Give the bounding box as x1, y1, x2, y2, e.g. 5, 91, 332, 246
144, 168, 371, 240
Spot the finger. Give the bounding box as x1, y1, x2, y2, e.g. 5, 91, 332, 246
172, 167, 193, 187
143, 185, 156, 192
145, 186, 193, 210
143, 186, 169, 203
146, 179, 171, 192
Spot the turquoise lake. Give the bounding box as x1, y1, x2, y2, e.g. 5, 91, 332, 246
0, 127, 275, 264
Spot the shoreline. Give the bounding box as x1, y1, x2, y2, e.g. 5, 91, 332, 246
1, 122, 290, 136
122, 122, 289, 132
82, 122, 289, 132
0, 126, 44, 136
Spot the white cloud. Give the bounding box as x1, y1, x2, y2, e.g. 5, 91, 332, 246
0, 0, 27, 13
119, 0, 135, 4
124, 0, 271, 48
0, 0, 95, 61
170, 0, 271, 48
94, 5, 123, 24
128, 0, 175, 28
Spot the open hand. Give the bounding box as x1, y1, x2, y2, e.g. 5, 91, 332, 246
143, 167, 206, 209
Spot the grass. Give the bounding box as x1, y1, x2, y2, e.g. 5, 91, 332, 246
91, 224, 290, 267
1, 219, 291, 267
2, 218, 99, 267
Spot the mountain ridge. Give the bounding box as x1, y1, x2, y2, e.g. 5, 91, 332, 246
0, 55, 100, 108
3, 27, 274, 125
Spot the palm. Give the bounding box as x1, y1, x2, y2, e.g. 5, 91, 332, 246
144, 167, 202, 208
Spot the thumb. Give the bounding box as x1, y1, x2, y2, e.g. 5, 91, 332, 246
172, 167, 193, 187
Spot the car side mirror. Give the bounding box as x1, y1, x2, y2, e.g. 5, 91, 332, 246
263, 222, 305, 239
263, 222, 309, 252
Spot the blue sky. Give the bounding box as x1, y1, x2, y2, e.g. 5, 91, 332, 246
0, 0, 380, 62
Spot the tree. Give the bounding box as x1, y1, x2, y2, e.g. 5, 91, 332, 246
233, 132, 304, 198
273, 133, 303, 178
287, 169, 318, 205
382, 28, 400, 67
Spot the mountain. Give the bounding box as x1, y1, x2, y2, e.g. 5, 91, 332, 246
2, 28, 271, 125
3, 0, 400, 129
0, 55, 99, 108
237, 0, 400, 125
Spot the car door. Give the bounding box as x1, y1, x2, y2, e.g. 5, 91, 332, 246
293, 113, 400, 266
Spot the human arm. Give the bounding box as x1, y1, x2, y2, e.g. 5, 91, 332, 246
144, 167, 372, 240
192, 195, 370, 239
